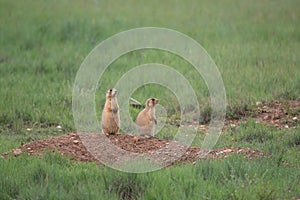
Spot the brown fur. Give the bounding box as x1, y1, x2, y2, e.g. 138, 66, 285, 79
136, 98, 159, 136
101, 88, 120, 135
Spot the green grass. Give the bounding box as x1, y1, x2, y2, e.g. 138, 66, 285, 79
1, 0, 299, 129
0, 151, 299, 200
0, 0, 300, 199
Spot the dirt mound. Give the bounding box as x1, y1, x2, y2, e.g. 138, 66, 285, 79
3, 133, 269, 166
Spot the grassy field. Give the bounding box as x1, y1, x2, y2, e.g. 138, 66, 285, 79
0, 0, 300, 199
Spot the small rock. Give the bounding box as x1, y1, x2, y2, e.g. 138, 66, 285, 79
292, 117, 298, 121
256, 101, 262, 106
199, 125, 207, 130
13, 149, 22, 156
133, 137, 139, 142
263, 115, 269, 120
222, 149, 233, 153
237, 149, 244, 153
26, 128, 32, 131
284, 125, 289, 129
57, 125, 62, 129
73, 140, 79, 144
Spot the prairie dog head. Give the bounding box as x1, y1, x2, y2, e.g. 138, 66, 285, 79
106, 88, 118, 100
145, 98, 159, 108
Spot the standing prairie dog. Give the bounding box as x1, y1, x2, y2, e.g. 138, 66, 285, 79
101, 88, 120, 135
136, 98, 159, 137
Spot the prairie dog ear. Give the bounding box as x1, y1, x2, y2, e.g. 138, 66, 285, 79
111, 88, 117, 95
106, 89, 111, 99
106, 89, 112, 95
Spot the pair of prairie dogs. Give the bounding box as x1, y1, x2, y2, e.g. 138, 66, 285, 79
101, 88, 158, 137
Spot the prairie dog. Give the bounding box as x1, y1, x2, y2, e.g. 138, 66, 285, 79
136, 98, 159, 137
101, 88, 120, 135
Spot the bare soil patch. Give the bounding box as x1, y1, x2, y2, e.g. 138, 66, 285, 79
221, 99, 299, 131
4, 132, 268, 166
255, 100, 299, 129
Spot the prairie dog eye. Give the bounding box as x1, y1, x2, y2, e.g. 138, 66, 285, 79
152, 98, 158, 104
